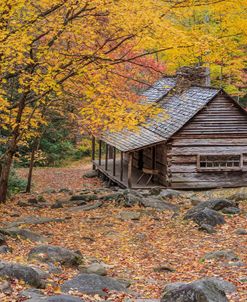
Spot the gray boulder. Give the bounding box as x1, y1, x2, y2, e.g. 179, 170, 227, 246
235, 228, 247, 235
79, 263, 107, 276
83, 170, 98, 178
141, 197, 179, 212
159, 189, 181, 199
198, 224, 216, 234
186, 208, 225, 227
51, 201, 64, 209
0, 280, 12, 294
228, 192, 247, 202
4, 216, 69, 228
150, 187, 163, 195
185, 199, 236, 220
20, 290, 84, 302
28, 245, 83, 267
221, 207, 240, 214
2, 227, 47, 243
46, 296, 84, 302
70, 194, 98, 202
161, 277, 235, 302
119, 211, 141, 221
68, 201, 103, 212
0, 245, 12, 254
0, 234, 6, 245
0, 261, 46, 288
204, 250, 239, 261
123, 191, 143, 207
61, 273, 127, 295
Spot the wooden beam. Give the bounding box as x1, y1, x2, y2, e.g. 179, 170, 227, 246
92, 136, 96, 170
152, 146, 156, 169
105, 143, 108, 170
120, 151, 124, 181
128, 152, 133, 188
99, 140, 102, 165
113, 147, 116, 176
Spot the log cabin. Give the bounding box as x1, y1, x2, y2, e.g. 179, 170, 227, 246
92, 66, 247, 189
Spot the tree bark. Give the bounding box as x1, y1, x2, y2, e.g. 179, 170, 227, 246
0, 150, 15, 203
25, 143, 36, 193
0, 95, 26, 203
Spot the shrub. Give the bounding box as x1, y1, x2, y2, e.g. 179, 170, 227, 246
7, 169, 27, 196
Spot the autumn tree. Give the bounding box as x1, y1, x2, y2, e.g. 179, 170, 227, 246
0, 0, 171, 202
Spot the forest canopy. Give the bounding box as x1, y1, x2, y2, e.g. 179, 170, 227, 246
0, 0, 246, 202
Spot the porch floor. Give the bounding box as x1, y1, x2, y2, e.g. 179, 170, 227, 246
93, 159, 163, 189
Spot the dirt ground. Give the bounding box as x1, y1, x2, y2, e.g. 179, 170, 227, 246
0, 165, 246, 301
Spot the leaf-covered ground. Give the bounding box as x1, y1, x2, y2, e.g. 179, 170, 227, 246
0, 165, 246, 301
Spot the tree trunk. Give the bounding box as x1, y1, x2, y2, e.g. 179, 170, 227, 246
26, 146, 36, 193
0, 94, 26, 203
0, 150, 15, 203
26, 136, 41, 193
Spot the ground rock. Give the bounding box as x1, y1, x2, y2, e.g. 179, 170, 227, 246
68, 201, 103, 212
21, 289, 83, 302
61, 273, 127, 295
198, 224, 216, 234
159, 189, 181, 199
83, 170, 98, 178
4, 216, 68, 228
190, 197, 202, 206
28, 245, 83, 267
153, 264, 175, 273
141, 197, 179, 212
235, 228, 247, 235
0, 245, 12, 254
51, 201, 64, 209
221, 207, 240, 214
100, 192, 124, 202
228, 192, 247, 202
119, 211, 141, 221
185, 199, 236, 220
123, 191, 143, 207
161, 277, 234, 302
0, 260, 46, 288
0, 280, 12, 294
28, 198, 38, 204
150, 187, 163, 195
204, 250, 239, 261
3, 227, 47, 243
79, 263, 107, 276
186, 208, 225, 226
0, 233, 6, 245
70, 194, 98, 202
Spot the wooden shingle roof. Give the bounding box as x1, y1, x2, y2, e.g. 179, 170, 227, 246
102, 78, 220, 151
145, 86, 219, 139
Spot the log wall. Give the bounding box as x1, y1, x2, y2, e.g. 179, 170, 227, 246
167, 93, 247, 188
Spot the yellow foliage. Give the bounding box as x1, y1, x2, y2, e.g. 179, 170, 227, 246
0, 0, 246, 143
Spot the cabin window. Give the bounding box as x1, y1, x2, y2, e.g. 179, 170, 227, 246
198, 155, 242, 171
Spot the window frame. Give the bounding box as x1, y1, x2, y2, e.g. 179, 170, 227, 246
197, 154, 243, 172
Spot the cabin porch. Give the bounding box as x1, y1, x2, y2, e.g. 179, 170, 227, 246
92, 137, 165, 189
93, 158, 162, 189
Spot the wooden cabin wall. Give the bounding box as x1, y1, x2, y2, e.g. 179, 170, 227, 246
168, 93, 247, 189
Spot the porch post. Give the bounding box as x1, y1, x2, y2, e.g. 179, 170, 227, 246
92, 136, 96, 170
128, 152, 133, 188
105, 143, 108, 170
152, 146, 156, 169
99, 140, 102, 166
120, 151, 124, 181
113, 147, 116, 176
